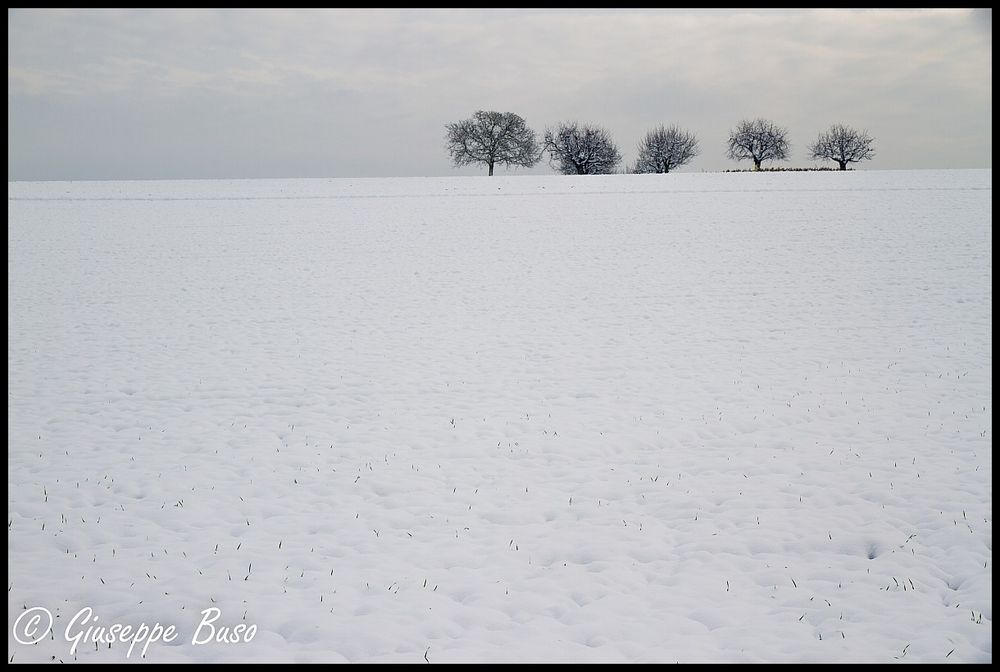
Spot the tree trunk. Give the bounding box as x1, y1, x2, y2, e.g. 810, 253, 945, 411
753, 159, 761, 171
488, 162, 494, 177
838, 161, 847, 171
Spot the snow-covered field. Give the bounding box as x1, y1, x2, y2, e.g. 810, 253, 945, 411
7, 170, 992, 662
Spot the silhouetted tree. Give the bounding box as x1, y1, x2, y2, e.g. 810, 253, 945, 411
727, 118, 789, 170
809, 124, 875, 170
632, 125, 699, 173
543, 121, 622, 175
445, 110, 542, 176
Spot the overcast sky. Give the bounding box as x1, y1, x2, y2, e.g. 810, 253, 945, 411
7, 8, 992, 180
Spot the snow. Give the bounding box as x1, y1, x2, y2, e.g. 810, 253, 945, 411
7, 169, 992, 663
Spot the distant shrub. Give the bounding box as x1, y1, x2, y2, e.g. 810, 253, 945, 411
723, 166, 845, 172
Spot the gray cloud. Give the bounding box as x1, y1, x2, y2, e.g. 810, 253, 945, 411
7, 8, 992, 180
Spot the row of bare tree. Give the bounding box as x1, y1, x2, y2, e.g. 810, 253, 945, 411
445, 112, 876, 175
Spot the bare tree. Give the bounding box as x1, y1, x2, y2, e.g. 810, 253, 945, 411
727, 118, 790, 170
632, 125, 699, 173
543, 121, 622, 175
445, 110, 542, 176
809, 124, 875, 170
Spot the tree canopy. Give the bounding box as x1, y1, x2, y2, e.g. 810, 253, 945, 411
445, 110, 541, 176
